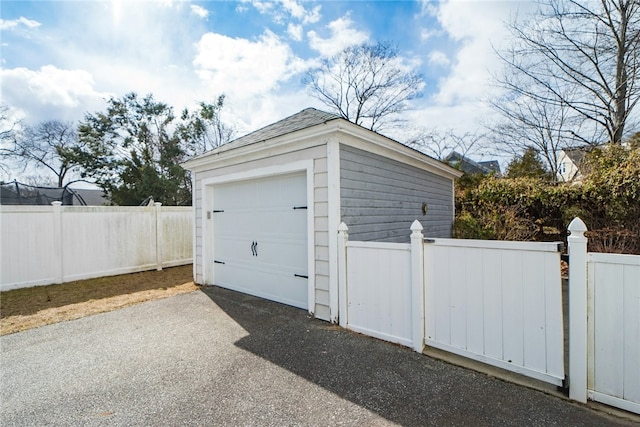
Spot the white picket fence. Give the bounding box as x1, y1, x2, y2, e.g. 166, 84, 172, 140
338, 218, 640, 414
0, 202, 193, 291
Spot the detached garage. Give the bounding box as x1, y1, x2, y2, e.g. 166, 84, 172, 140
182, 108, 461, 322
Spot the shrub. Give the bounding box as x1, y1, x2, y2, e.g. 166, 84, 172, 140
454, 145, 640, 253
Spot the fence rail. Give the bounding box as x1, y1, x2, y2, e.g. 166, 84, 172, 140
1, 202, 192, 291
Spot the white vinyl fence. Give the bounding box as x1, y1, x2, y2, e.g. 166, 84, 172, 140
340, 240, 412, 347
568, 218, 640, 414
423, 238, 564, 386
339, 218, 640, 415
1, 202, 192, 291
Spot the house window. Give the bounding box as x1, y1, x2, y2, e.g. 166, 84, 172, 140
559, 162, 566, 175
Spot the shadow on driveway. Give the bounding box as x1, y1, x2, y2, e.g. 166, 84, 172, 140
200, 285, 630, 426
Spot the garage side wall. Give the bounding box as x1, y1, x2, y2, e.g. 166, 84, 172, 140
192, 145, 331, 320
339, 145, 454, 242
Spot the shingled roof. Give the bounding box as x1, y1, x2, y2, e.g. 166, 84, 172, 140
195, 108, 341, 159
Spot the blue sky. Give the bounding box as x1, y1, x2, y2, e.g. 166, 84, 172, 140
1, 0, 531, 169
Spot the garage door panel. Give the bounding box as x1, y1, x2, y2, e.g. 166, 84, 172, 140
215, 261, 307, 309
215, 183, 256, 210
256, 175, 307, 207
253, 238, 307, 272
212, 172, 308, 310
256, 210, 306, 235
214, 235, 255, 263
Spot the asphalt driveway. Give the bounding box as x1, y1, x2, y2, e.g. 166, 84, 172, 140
0, 287, 635, 426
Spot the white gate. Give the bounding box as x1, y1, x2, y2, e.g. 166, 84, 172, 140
342, 241, 413, 347
423, 238, 565, 386
587, 253, 640, 414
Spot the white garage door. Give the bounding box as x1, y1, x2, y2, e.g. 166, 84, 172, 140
212, 172, 308, 309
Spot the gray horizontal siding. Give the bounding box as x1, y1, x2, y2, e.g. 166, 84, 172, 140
340, 145, 454, 242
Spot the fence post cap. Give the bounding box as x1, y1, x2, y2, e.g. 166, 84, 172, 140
337, 222, 349, 233
51, 201, 62, 206
154, 202, 162, 207
568, 217, 587, 235
410, 220, 423, 232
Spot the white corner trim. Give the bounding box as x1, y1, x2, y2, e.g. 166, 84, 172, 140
327, 139, 341, 323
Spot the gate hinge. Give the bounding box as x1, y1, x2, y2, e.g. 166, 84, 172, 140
293, 206, 307, 210
214, 260, 225, 264
294, 274, 308, 279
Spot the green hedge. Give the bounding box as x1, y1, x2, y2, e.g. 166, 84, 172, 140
454, 145, 640, 253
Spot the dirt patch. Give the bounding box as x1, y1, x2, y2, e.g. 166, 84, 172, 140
0, 265, 198, 336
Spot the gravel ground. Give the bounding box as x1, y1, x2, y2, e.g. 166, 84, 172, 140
0, 287, 636, 427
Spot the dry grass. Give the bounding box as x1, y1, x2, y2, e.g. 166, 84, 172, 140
0, 265, 198, 336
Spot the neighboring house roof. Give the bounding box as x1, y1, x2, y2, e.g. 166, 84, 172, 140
444, 151, 502, 176
557, 145, 594, 182
183, 108, 462, 179
71, 188, 108, 206
478, 160, 501, 175
563, 146, 589, 167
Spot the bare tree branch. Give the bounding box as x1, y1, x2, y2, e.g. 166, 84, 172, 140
492, 0, 640, 161
303, 41, 424, 132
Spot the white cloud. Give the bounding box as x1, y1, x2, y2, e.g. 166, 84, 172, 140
419, 1, 531, 109
0, 65, 110, 122
420, 27, 439, 42
190, 5, 209, 19
428, 51, 450, 67
307, 15, 369, 57
244, 0, 321, 25
0, 16, 41, 31
417, 0, 439, 18
288, 23, 303, 41
193, 30, 307, 102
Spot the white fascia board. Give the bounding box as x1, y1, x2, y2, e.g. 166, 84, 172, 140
181, 122, 340, 172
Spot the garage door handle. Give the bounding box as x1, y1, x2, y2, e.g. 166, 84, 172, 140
251, 241, 258, 256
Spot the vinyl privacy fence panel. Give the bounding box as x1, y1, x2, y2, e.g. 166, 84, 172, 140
340, 219, 640, 414
423, 239, 565, 386
587, 253, 640, 414
338, 222, 565, 387
1, 206, 59, 287
344, 241, 412, 347
0, 203, 192, 291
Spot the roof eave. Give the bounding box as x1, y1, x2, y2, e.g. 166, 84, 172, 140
182, 117, 463, 180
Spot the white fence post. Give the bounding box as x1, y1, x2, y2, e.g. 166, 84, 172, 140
337, 222, 349, 328
568, 217, 588, 403
155, 202, 163, 271
410, 220, 425, 353
51, 201, 64, 284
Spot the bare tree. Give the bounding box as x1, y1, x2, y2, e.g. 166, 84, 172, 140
488, 87, 575, 177
0, 105, 22, 176
407, 129, 484, 161
304, 41, 424, 132
493, 0, 640, 151
9, 120, 82, 187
